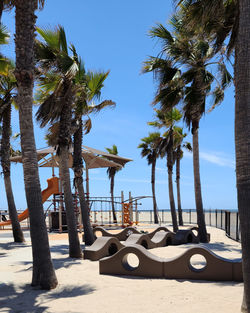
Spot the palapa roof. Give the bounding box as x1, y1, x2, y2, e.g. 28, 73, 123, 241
10, 146, 132, 169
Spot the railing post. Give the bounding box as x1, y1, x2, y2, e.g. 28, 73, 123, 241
121, 191, 124, 225
236, 212, 239, 241
189, 209, 191, 224
209, 209, 211, 226
215, 209, 218, 228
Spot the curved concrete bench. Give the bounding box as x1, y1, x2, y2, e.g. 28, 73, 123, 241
99, 245, 242, 282
164, 246, 242, 281
147, 226, 171, 239
189, 226, 211, 242
93, 226, 141, 241
173, 229, 199, 245
124, 233, 156, 249
84, 237, 124, 261
151, 231, 175, 247
100, 244, 165, 277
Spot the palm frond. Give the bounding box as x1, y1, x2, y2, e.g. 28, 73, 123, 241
82, 117, 92, 134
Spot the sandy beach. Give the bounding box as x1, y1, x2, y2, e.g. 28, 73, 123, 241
0, 226, 243, 313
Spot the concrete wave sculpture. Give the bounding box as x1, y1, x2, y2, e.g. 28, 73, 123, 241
84, 229, 198, 261
93, 226, 141, 241
99, 245, 242, 282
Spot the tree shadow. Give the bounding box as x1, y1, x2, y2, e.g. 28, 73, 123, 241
0, 282, 95, 313
0, 242, 30, 250
49, 244, 70, 256
0, 252, 7, 258
17, 257, 83, 271
201, 242, 242, 255
175, 278, 243, 286
49, 244, 86, 256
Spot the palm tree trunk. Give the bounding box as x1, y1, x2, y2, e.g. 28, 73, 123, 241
0, 0, 3, 24
168, 165, 178, 232
14, 0, 57, 289
110, 175, 117, 223
58, 148, 82, 257
151, 158, 158, 224
176, 146, 183, 226
235, 1, 250, 311
1, 103, 24, 242
57, 80, 82, 258
167, 130, 178, 232
192, 120, 207, 243
73, 121, 95, 246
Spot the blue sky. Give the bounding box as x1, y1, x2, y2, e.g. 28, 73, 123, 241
0, 1, 237, 211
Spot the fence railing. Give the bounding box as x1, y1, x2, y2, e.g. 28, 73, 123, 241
135, 209, 240, 242
0, 208, 240, 242
88, 209, 240, 242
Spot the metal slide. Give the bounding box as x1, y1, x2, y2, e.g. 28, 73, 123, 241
0, 177, 59, 226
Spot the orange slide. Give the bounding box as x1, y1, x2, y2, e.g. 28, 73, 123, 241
0, 177, 59, 226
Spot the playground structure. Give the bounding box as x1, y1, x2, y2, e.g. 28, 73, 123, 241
0, 176, 149, 232
0, 177, 59, 227
0, 145, 133, 231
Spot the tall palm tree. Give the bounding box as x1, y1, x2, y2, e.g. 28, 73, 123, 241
0, 0, 44, 23
138, 132, 161, 224
173, 127, 192, 226
0, 62, 24, 242
145, 18, 232, 241
35, 26, 82, 258
175, 2, 250, 310
72, 61, 115, 245
105, 145, 121, 224
149, 108, 182, 232
14, 0, 57, 289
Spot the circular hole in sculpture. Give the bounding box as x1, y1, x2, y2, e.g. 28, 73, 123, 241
141, 240, 148, 249
122, 253, 140, 271
95, 231, 103, 237
187, 234, 193, 243
108, 243, 118, 256
166, 237, 172, 246
189, 254, 207, 271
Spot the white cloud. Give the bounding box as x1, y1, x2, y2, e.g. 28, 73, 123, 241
185, 151, 235, 169
156, 167, 166, 172
200, 152, 235, 168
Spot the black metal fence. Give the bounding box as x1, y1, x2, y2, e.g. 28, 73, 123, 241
155, 209, 240, 242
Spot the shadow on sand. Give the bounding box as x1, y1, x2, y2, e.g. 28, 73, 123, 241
0, 282, 95, 313
0, 242, 30, 250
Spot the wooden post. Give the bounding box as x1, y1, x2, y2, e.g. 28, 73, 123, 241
59, 169, 63, 233
129, 191, 132, 223
135, 200, 138, 225
121, 191, 124, 225
86, 165, 90, 211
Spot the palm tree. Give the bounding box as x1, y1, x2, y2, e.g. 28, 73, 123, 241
0, 62, 24, 242
175, 2, 250, 310
0, 1, 44, 23
35, 26, 82, 258
138, 132, 161, 224
173, 127, 192, 226
149, 109, 182, 232
14, 0, 57, 289
105, 145, 121, 223
72, 61, 115, 245
145, 18, 232, 241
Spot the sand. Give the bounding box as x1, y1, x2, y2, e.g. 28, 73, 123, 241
0, 226, 243, 313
